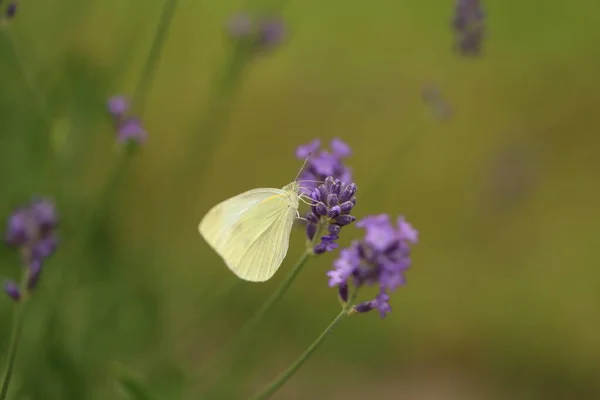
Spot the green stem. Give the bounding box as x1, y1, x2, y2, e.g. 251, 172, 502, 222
200, 226, 325, 398
248, 304, 352, 400
3, 30, 53, 129
132, 0, 179, 115
215, 250, 311, 364
0, 291, 28, 400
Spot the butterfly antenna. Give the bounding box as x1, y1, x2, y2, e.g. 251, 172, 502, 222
294, 153, 311, 182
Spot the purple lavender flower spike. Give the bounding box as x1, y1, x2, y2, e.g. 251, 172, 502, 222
296, 138, 353, 194
117, 118, 148, 144
452, 0, 486, 56
306, 177, 357, 254
329, 214, 418, 318
107, 96, 129, 117
3, 198, 59, 296
4, 281, 20, 302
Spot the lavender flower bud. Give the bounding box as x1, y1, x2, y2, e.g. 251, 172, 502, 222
339, 201, 354, 214
338, 283, 349, 303
327, 205, 341, 219
4, 281, 20, 302
27, 259, 43, 290
107, 96, 129, 117
314, 202, 328, 217
326, 193, 339, 206
327, 225, 341, 235
339, 184, 356, 202
335, 215, 355, 226
306, 223, 317, 241
306, 212, 319, 224
117, 118, 147, 144
353, 301, 373, 314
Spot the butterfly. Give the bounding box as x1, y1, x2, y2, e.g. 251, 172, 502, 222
198, 161, 314, 282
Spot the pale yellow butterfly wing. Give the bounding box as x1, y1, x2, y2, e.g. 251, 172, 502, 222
198, 187, 298, 282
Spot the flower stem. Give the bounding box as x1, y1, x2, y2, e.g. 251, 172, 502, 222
248, 305, 352, 400
0, 296, 27, 400
132, 0, 179, 115
2, 29, 53, 130
199, 250, 312, 398
221, 250, 310, 355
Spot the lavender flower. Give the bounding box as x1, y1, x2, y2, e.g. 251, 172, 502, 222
452, 0, 486, 56
225, 13, 286, 53
257, 18, 285, 49
106, 95, 147, 145
5, 1, 16, 19
4, 281, 20, 302
327, 214, 418, 318
305, 177, 357, 254
117, 118, 148, 143
3, 197, 58, 299
107, 96, 129, 117
295, 138, 353, 194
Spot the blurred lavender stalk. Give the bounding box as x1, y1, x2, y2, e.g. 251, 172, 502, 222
1, 25, 55, 164
177, 12, 286, 184
1, 198, 59, 399
84, 0, 178, 247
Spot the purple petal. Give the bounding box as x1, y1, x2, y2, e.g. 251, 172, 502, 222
296, 139, 321, 159
107, 96, 129, 116
330, 137, 351, 158
397, 216, 419, 244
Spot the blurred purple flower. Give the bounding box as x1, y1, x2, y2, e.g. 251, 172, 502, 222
306, 177, 357, 254
3, 197, 58, 298
4, 281, 20, 302
452, 0, 486, 56
257, 18, 285, 49
225, 12, 286, 52
2, 1, 17, 20
295, 138, 353, 194
328, 214, 418, 318
106, 95, 147, 145
107, 96, 129, 117
117, 118, 148, 144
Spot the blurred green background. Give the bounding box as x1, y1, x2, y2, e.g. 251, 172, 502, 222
1, 0, 600, 399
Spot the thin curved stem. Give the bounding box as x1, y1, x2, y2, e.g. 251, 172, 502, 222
132, 0, 179, 115
247, 305, 352, 400
3, 30, 53, 129
217, 250, 311, 364
0, 297, 27, 400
